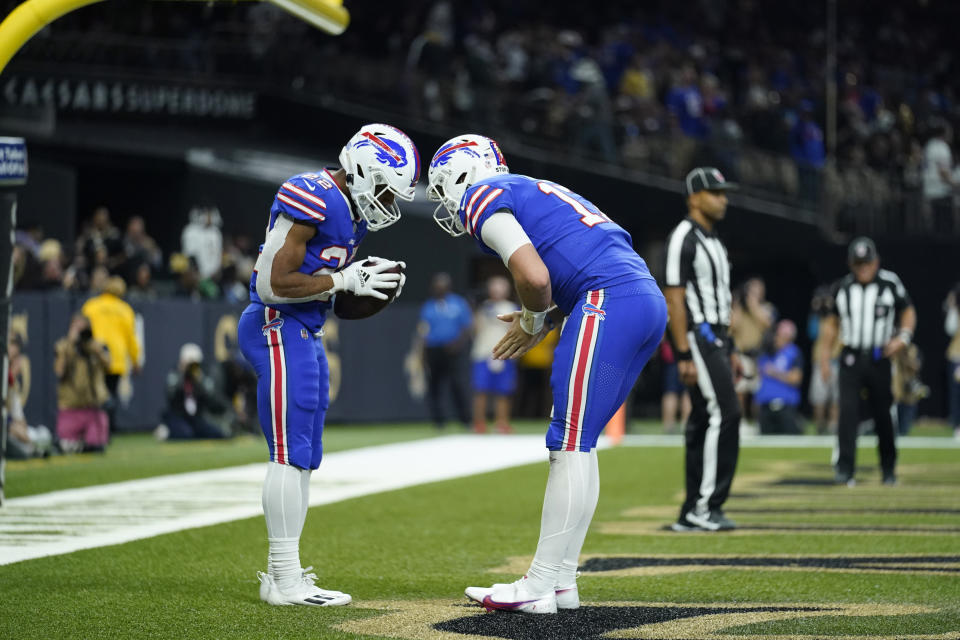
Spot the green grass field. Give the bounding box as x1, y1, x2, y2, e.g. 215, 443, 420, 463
2, 422, 958, 639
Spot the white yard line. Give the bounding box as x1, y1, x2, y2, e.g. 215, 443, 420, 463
2, 432, 952, 566
0, 434, 563, 566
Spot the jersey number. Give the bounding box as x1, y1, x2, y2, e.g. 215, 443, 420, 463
301, 172, 335, 191
537, 182, 612, 228
312, 245, 357, 275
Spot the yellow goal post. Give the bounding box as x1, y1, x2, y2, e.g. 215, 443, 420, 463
0, 0, 350, 75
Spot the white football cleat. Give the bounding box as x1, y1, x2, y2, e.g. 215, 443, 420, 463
465, 577, 557, 614
465, 577, 578, 610
258, 571, 273, 602
258, 567, 352, 607
554, 581, 579, 609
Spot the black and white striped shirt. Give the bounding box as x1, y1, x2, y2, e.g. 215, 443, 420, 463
829, 270, 912, 350
663, 217, 732, 327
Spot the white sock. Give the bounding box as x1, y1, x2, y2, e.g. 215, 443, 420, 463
267, 537, 300, 591
526, 450, 593, 595
299, 468, 312, 534
558, 449, 598, 587
262, 461, 308, 590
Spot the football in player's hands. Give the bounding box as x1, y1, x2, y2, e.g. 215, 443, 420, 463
333, 260, 404, 320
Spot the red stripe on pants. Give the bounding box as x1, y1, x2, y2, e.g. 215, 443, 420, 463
268, 309, 286, 464
566, 290, 600, 451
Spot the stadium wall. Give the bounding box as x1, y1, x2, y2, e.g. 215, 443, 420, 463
12, 292, 437, 431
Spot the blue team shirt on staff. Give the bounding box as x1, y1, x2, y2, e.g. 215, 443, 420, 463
420, 294, 472, 347
756, 343, 803, 407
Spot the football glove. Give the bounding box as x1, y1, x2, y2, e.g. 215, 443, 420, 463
364, 257, 407, 301
331, 259, 401, 301
365, 256, 406, 271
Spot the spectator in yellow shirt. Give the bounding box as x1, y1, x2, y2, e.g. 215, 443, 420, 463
81, 276, 141, 432
516, 325, 559, 418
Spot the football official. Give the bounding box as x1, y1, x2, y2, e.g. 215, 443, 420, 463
663, 167, 741, 532
818, 237, 916, 486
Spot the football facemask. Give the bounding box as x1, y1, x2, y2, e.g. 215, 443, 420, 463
427, 134, 508, 237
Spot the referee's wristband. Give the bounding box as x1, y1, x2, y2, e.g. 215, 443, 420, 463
676, 349, 693, 362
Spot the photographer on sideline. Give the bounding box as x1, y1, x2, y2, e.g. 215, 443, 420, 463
81, 275, 142, 433
155, 343, 231, 441
54, 314, 111, 453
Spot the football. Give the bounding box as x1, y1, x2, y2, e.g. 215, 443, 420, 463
333, 260, 404, 320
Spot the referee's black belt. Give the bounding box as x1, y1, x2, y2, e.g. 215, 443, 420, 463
841, 345, 885, 361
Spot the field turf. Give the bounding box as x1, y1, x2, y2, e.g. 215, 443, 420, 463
1, 421, 957, 639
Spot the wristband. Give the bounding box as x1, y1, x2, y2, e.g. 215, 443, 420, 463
676, 350, 693, 362
520, 307, 547, 335
897, 329, 912, 345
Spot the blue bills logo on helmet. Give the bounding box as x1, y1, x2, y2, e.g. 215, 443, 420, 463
431, 140, 482, 168
355, 131, 409, 169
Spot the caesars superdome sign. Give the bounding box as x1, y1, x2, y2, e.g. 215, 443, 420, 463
0, 137, 27, 187
2, 75, 256, 120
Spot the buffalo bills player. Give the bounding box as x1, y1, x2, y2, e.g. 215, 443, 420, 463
428, 135, 667, 613
239, 124, 419, 607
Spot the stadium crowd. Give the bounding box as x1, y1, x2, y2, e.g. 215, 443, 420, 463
8, 0, 959, 233
6, 207, 259, 456
5, 0, 960, 461
11, 206, 256, 302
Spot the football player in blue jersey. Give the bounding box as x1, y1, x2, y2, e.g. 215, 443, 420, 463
428, 135, 667, 614
238, 124, 419, 607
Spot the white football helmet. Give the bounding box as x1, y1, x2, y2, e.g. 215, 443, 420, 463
426, 134, 509, 236
339, 124, 420, 231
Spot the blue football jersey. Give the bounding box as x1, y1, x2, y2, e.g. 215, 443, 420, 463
459, 174, 654, 314
249, 169, 367, 332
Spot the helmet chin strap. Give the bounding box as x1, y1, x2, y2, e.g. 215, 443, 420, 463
343, 173, 364, 223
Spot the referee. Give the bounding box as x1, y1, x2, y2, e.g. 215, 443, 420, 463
819, 237, 916, 486
663, 167, 741, 531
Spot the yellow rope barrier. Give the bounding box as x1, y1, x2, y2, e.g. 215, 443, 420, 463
0, 0, 349, 75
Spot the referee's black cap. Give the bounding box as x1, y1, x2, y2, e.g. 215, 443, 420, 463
684, 167, 739, 196
848, 236, 878, 263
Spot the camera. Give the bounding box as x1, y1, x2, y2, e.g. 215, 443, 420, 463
185, 361, 203, 382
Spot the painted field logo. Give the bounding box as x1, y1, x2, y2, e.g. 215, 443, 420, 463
488, 554, 960, 580
335, 600, 941, 640
578, 554, 960, 577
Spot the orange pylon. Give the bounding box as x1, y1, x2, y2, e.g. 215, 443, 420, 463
605, 403, 626, 446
